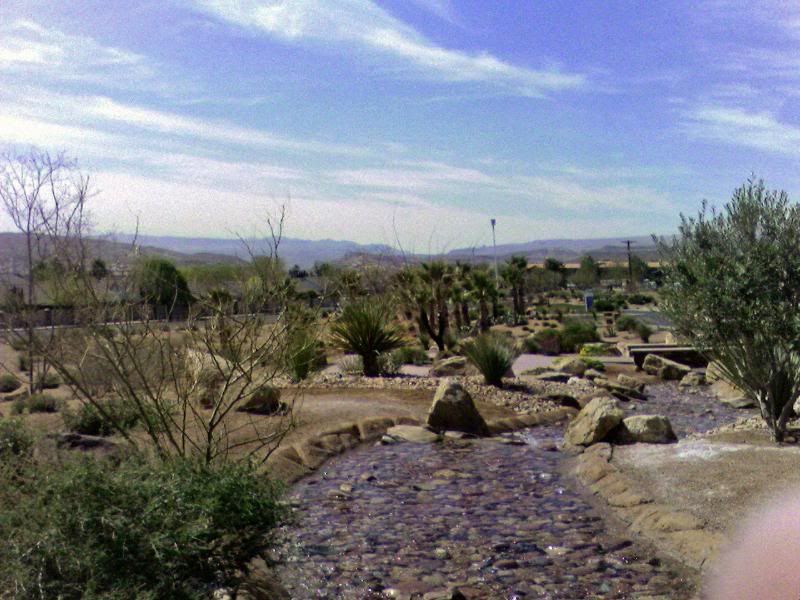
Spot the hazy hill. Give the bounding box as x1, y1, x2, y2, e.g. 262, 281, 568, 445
111, 235, 396, 269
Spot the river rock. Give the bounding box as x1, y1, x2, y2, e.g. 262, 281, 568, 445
427, 379, 490, 436
386, 425, 440, 443
712, 380, 756, 409
617, 374, 645, 393
533, 371, 572, 383
552, 356, 587, 376
679, 371, 706, 387
596, 380, 647, 401
643, 354, 692, 381
564, 396, 625, 446
430, 356, 468, 377
612, 415, 677, 444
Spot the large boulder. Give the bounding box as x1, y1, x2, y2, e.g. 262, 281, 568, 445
385, 425, 440, 443
712, 380, 756, 409
430, 356, 468, 377
595, 379, 647, 401
613, 415, 677, 444
643, 354, 692, 381
427, 379, 490, 436
564, 396, 625, 446
552, 356, 587, 377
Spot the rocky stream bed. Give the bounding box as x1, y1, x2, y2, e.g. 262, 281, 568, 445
266, 383, 747, 599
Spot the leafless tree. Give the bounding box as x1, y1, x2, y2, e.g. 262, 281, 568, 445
0, 149, 90, 391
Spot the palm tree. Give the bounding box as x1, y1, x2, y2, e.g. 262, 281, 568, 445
502, 255, 528, 323
470, 269, 497, 332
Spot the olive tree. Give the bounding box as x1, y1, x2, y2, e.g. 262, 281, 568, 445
657, 178, 800, 441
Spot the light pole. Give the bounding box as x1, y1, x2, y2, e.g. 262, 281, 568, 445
491, 218, 499, 286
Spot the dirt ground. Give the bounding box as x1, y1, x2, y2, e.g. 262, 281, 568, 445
612, 430, 800, 535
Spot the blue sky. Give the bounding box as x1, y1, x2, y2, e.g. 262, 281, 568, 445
1, 0, 799, 251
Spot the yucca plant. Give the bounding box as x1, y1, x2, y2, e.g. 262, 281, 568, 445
330, 299, 404, 376
463, 333, 516, 387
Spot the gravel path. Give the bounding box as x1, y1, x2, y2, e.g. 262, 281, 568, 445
269, 428, 696, 599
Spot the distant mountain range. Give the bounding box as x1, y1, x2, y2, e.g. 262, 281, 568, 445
0, 231, 661, 272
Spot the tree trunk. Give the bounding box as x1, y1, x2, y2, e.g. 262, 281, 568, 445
362, 353, 380, 377
479, 299, 489, 332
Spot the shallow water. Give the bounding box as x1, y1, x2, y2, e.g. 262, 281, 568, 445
270, 427, 696, 599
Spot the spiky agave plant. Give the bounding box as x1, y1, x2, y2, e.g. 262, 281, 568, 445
330, 298, 405, 377
463, 333, 516, 387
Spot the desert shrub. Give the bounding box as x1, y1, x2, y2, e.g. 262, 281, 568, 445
627, 293, 655, 305
391, 346, 431, 366
581, 358, 605, 371
521, 336, 540, 354
63, 398, 141, 436
579, 343, 611, 357
560, 319, 600, 353
330, 299, 404, 377
593, 293, 626, 312
616, 315, 639, 332
339, 355, 364, 375
35, 371, 61, 389
26, 393, 61, 413
285, 329, 326, 382
17, 353, 29, 372
0, 419, 33, 458
533, 328, 562, 355
463, 333, 516, 387
0, 457, 285, 598
419, 332, 432, 350
635, 321, 654, 342
0, 374, 21, 393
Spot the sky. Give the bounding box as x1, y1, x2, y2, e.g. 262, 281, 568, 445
1, 0, 800, 252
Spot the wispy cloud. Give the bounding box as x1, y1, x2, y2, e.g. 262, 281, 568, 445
0, 19, 156, 87
683, 105, 800, 156
188, 0, 587, 97
0, 89, 367, 158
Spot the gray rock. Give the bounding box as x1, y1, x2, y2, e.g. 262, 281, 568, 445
642, 354, 692, 381
386, 424, 440, 443
427, 380, 490, 436
552, 356, 587, 376
613, 415, 677, 444
430, 356, 468, 377
617, 374, 645, 393
679, 370, 706, 387
532, 371, 572, 383
564, 396, 625, 446
721, 395, 756, 409
584, 368, 605, 380
596, 380, 647, 401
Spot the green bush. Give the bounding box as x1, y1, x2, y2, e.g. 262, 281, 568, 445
0, 419, 33, 458
26, 393, 61, 413
635, 321, 654, 342
0, 457, 285, 598
521, 336, 540, 354
285, 329, 326, 382
463, 333, 516, 387
627, 293, 655, 305
0, 374, 21, 393
579, 343, 611, 357
391, 346, 431, 366
533, 328, 562, 355
35, 371, 61, 389
62, 398, 141, 436
616, 315, 639, 332
581, 357, 605, 372
339, 355, 364, 375
560, 319, 600, 353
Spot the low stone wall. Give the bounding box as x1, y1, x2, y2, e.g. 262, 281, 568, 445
574, 442, 725, 571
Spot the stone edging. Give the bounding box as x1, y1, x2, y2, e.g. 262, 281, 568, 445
267, 407, 577, 485
573, 442, 726, 571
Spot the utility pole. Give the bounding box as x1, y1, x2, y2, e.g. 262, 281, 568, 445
622, 239, 635, 290
491, 218, 499, 286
